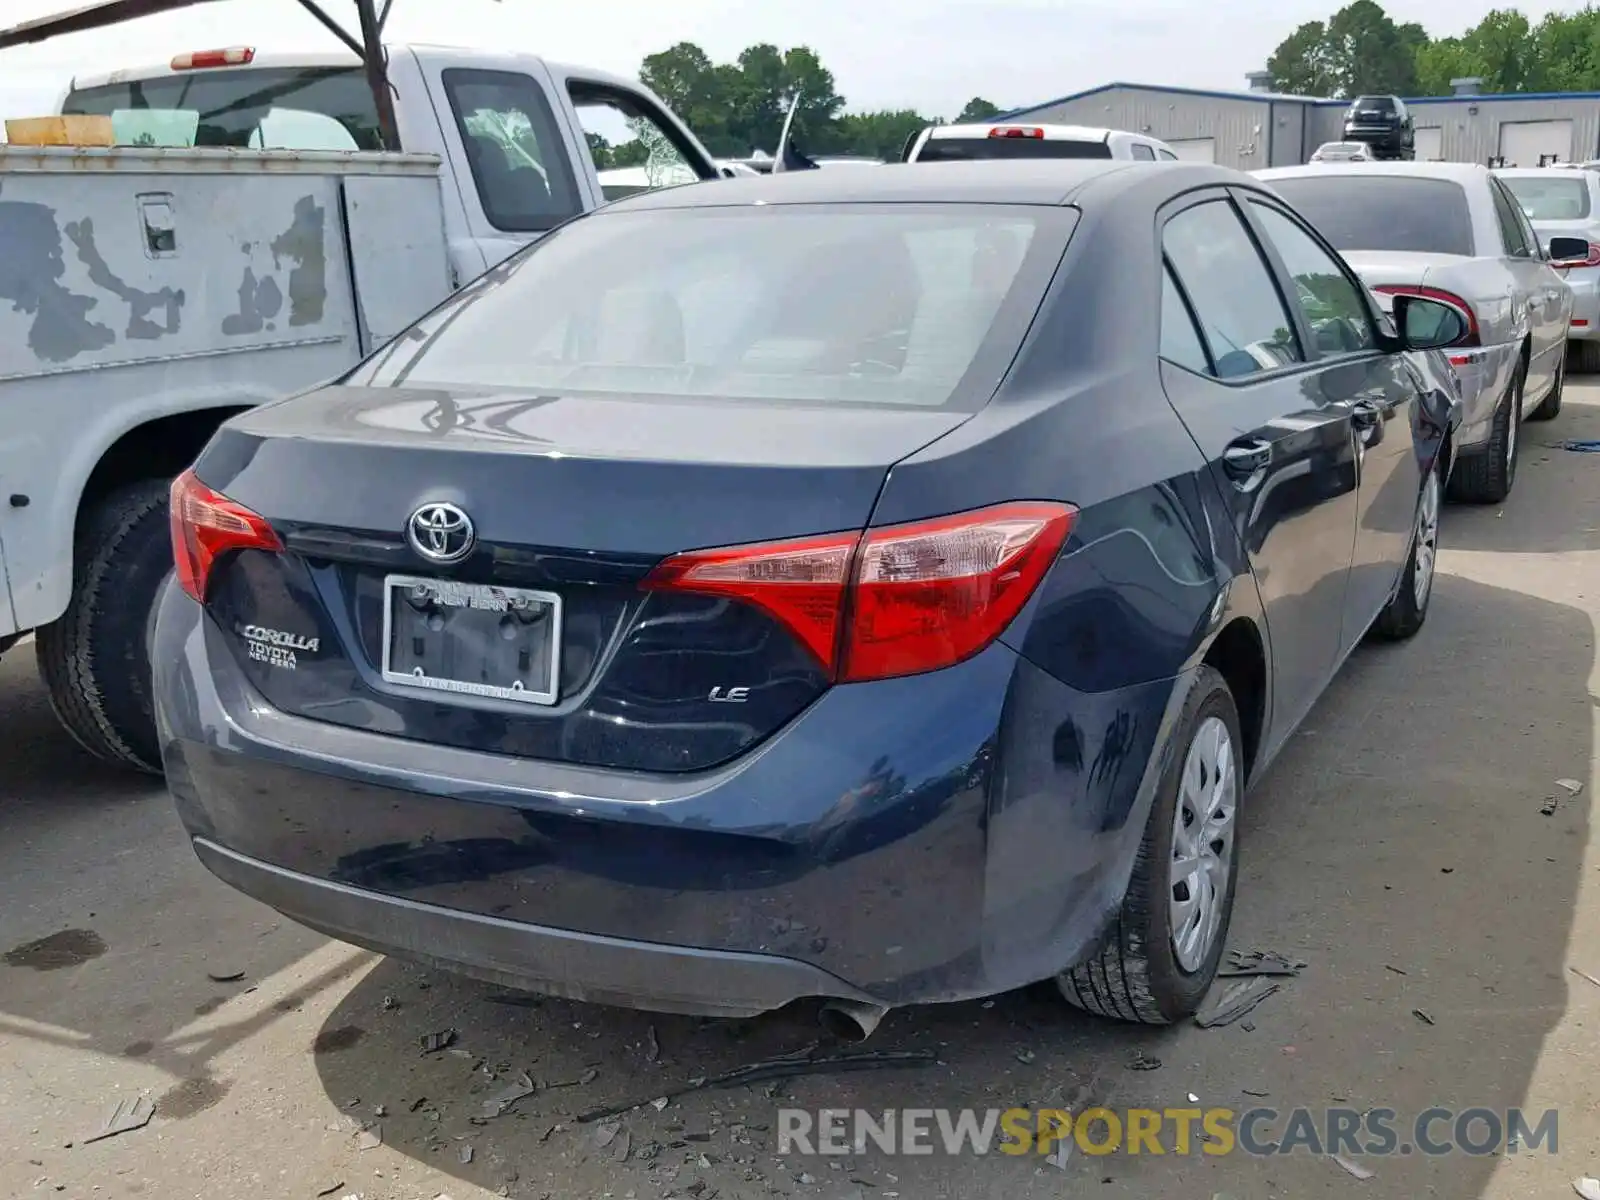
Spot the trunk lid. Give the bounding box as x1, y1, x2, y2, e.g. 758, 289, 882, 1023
195, 384, 970, 772
1340, 250, 1462, 311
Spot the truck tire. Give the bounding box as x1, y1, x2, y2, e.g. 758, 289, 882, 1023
36, 480, 173, 775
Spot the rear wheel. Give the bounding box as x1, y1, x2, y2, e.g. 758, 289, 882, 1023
1448, 359, 1522, 505
1529, 355, 1565, 421
1058, 665, 1241, 1024
35, 480, 172, 775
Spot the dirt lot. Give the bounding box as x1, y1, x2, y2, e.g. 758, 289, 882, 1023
5, 386, 1600, 1200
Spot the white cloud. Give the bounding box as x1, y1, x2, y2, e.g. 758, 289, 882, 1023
0, 0, 1580, 126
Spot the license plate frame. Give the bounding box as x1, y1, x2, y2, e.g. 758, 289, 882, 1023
380, 573, 562, 707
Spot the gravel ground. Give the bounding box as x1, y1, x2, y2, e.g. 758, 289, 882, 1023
4, 386, 1600, 1200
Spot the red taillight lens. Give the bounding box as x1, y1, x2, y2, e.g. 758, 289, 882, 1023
989, 126, 1045, 139
1372, 284, 1481, 347
169, 469, 282, 603
171, 47, 255, 70
642, 502, 1076, 682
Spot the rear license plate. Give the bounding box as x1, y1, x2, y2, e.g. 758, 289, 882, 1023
381, 574, 561, 706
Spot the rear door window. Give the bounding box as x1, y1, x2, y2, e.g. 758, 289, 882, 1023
1263, 176, 1475, 257
567, 82, 706, 202
1163, 199, 1302, 379
442, 69, 582, 233
1131, 143, 1156, 161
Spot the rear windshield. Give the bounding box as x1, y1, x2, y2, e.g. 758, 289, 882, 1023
63, 66, 381, 150
356, 206, 1067, 409
1350, 97, 1396, 111
916, 137, 1112, 162
1499, 174, 1593, 220
1264, 176, 1475, 257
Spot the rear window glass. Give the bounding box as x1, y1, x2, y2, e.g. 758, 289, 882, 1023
357, 206, 1065, 410
916, 137, 1112, 161
64, 66, 381, 150
1350, 97, 1396, 111
1263, 176, 1475, 257
1499, 174, 1593, 220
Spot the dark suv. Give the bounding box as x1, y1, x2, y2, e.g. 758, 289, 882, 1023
1341, 95, 1415, 160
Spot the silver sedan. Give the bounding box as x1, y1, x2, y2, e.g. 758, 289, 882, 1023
1255, 162, 1580, 504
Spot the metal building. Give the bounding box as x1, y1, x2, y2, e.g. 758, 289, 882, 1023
998, 74, 1600, 169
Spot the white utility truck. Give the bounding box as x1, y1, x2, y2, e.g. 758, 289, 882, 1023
0, 43, 721, 772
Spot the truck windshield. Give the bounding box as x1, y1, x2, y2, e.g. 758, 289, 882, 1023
63, 66, 382, 150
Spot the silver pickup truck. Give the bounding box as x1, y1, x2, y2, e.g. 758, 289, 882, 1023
0, 43, 720, 772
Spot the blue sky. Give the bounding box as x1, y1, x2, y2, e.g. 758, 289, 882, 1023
0, 0, 1577, 125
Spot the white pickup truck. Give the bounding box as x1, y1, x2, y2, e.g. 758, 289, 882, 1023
0, 43, 721, 772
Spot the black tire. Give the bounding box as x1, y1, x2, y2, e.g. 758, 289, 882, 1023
35, 480, 173, 775
1448, 359, 1523, 505
1529, 354, 1564, 422
1058, 665, 1242, 1024
1570, 339, 1600, 374
1373, 461, 1440, 641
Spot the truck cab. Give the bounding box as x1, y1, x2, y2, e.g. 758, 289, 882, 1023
63, 44, 722, 281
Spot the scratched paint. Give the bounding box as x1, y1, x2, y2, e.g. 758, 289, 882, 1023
64, 216, 185, 340
0, 200, 115, 363
269, 195, 327, 327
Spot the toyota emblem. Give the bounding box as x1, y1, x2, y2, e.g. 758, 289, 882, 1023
407, 502, 475, 564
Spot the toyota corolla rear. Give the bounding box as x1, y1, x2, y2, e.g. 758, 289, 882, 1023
155, 189, 1173, 1021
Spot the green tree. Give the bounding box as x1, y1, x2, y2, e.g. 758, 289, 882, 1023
835, 109, 932, 160
957, 96, 1003, 122
1268, 0, 1422, 96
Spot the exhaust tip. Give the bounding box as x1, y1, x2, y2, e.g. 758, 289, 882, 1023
818, 999, 888, 1043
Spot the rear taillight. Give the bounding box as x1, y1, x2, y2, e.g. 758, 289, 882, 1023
170, 469, 281, 603
1372, 284, 1481, 348
989, 126, 1045, 139
642, 502, 1075, 682
171, 47, 255, 70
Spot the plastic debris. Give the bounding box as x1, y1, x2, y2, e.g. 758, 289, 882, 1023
1220, 950, 1305, 978
480, 1072, 535, 1119
613, 1129, 632, 1162
419, 1029, 457, 1055
595, 1121, 621, 1148
1559, 440, 1600, 453
1558, 778, 1585, 795
458, 1145, 473, 1165
1243, 1088, 1270, 1098
356, 1128, 382, 1151
1127, 1050, 1162, 1071
1412, 1009, 1435, 1026
651, 1097, 670, 1111
1196, 978, 1280, 1028
315, 1183, 344, 1198
1332, 1154, 1373, 1180
206, 969, 246, 983
1015, 1049, 1036, 1065
83, 1095, 155, 1144
1570, 967, 1600, 989
1572, 1178, 1600, 1200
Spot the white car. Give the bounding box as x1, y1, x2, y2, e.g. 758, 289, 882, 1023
904, 122, 1176, 163
1310, 141, 1374, 163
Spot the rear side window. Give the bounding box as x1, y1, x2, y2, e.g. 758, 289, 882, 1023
443, 69, 583, 232
1157, 148, 1178, 161
916, 137, 1112, 161
1489, 181, 1536, 258
1500, 174, 1592, 220
1160, 267, 1210, 373
1163, 200, 1302, 379
1264, 176, 1475, 257
1131, 143, 1156, 161
64, 66, 382, 149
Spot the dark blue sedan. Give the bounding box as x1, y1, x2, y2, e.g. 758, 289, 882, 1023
154, 161, 1464, 1036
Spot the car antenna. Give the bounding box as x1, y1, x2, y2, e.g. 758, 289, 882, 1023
772, 91, 819, 173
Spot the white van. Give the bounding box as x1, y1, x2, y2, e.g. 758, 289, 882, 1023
904, 122, 1177, 163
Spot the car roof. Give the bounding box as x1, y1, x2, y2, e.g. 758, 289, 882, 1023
1257, 161, 1488, 184
602, 160, 1246, 212
1495, 166, 1590, 179
927, 122, 1126, 142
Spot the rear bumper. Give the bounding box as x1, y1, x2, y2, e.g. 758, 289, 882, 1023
155, 582, 1184, 1015
1564, 270, 1600, 339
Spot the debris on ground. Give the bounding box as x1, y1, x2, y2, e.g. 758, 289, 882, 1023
1196, 979, 1280, 1028
1384, 965, 1407, 976
356, 1128, 382, 1151
480, 1072, 535, 1119
315, 1183, 345, 1198
646, 1025, 661, 1063
1558, 778, 1585, 795
458, 1145, 473, 1165
1570, 966, 1600, 989
1015, 1049, 1037, 1065
205, 968, 246, 983
372, 1104, 386, 1118
573, 1048, 938, 1124
1127, 1050, 1162, 1071
1412, 1009, 1435, 1026
651, 1096, 670, 1111
1332, 1154, 1374, 1180
613, 1129, 632, 1162
419, 1029, 457, 1055
1542, 794, 1561, 816
1573, 1177, 1600, 1200
83, 1095, 155, 1144
1242, 1088, 1270, 1098
381, 995, 398, 1012
1219, 950, 1305, 978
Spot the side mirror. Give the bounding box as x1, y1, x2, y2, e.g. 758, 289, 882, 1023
1393, 294, 1468, 351
1548, 234, 1591, 267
